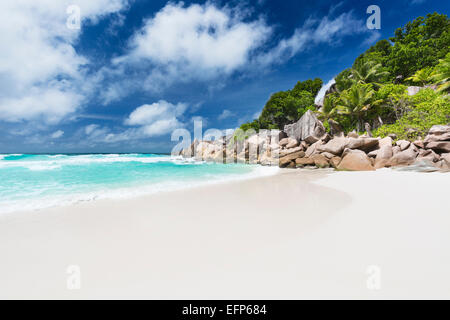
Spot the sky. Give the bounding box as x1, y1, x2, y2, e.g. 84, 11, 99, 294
0, 0, 448, 153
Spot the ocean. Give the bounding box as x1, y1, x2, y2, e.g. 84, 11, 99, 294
0, 154, 278, 214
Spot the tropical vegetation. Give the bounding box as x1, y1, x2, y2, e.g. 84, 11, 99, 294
239, 13, 450, 141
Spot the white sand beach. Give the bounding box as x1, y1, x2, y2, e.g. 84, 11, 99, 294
0, 169, 449, 299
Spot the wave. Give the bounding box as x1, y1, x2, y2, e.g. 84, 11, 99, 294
0, 164, 278, 214
0, 154, 176, 170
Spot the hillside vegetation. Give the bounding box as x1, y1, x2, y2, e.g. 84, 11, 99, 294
240, 13, 450, 141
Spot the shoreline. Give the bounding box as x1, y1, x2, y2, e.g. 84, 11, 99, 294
1, 169, 450, 299
0, 160, 279, 216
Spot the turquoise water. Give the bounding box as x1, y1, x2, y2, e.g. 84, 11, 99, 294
0, 154, 276, 214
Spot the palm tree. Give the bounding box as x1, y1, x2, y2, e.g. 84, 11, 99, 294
432, 53, 450, 93
336, 84, 381, 132
351, 60, 390, 87
316, 95, 338, 122
406, 67, 434, 86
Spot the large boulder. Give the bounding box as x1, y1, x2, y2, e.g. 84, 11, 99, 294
418, 149, 440, 163
378, 137, 393, 148
413, 140, 425, 149
424, 125, 450, 144
283, 110, 326, 143
425, 141, 450, 153
279, 150, 305, 168
442, 153, 450, 166
388, 144, 419, 167
374, 142, 393, 169
317, 137, 379, 156
312, 154, 330, 168
305, 140, 323, 157
329, 156, 342, 169
296, 157, 315, 167
285, 138, 299, 149
279, 138, 289, 147
427, 125, 450, 136
337, 149, 375, 171
321, 152, 336, 159
396, 140, 411, 151
345, 137, 380, 152
317, 137, 348, 156
279, 146, 303, 157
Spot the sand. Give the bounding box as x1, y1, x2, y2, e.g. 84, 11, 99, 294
0, 168, 449, 299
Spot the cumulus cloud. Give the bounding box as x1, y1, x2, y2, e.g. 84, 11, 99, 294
118, 2, 271, 76
0, 0, 129, 124
51, 130, 65, 139
102, 3, 372, 104
125, 100, 188, 137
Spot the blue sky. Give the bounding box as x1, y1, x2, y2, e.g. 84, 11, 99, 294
0, 0, 448, 153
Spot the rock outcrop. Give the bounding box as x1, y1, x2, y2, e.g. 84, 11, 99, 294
284, 110, 326, 144
337, 149, 375, 171
179, 119, 449, 172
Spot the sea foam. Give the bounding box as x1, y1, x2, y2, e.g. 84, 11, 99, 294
0, 154, 278, 214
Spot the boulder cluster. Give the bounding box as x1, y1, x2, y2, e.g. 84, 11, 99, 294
178, 111, 450, 172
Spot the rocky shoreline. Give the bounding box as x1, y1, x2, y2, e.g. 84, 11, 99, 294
177, 110, 450, 173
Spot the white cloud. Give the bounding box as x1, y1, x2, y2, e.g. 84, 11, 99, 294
217, 109, 235, 121
51, 130, 64, 139
0, 0, 129, 124
101, 4, 371, 103
125, 100, 188, 137
257, 11, 368, 65
119, 2, 271, 76
101, 2, 272, 102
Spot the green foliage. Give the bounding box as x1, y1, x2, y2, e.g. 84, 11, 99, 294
432, 52, 450, 92
292, 78, 323, 97
406, 67, 434, 86
388, 13, 450, 79
239, 120, 260, 132
336, 83, 381, 131
374, 89, 450, 140
335, 68, 353, 91
237, 12, 449, 140
316, 93, 339, 122
352, 57, 390, 86
255, 79, 320, 130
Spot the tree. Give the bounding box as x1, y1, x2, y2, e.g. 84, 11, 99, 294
257, 80, 319, 130
316, 94, 339, 123
388, 13, 450, 79
292, 78, 323, 97
406, 67, 434, 86
240, 120, 260, 132
335, 68, 354, 91
336, 84, 381, 132
432, 52, 450, 92
351, 59, 390, 87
